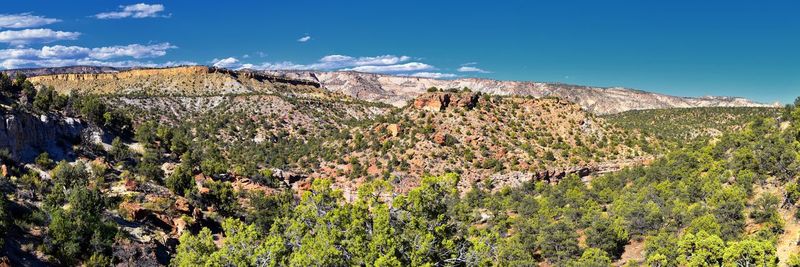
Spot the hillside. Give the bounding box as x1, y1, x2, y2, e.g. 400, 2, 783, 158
604, 107, 784, 146
10, 66, 772, 114
265, 70, 772, 114
0, 67, 796, 266
312, 91, 651, 196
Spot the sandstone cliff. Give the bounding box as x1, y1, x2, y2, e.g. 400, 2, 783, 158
0, 110, 85, 162
9, 66, 772, 115
26, 66, 320, 96
265, 70, 773, 114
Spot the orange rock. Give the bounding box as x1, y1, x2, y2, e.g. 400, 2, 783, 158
124, 179, 138, 191
174, 197, 192, 213
297, 180, 312, 191
120, 202, 146, 220
198, 187, 210, 194
367, 165, 380, 175
413, 93, 450, 111
387, 123, 400, 137
433, 132, 447, 145
172, 217, 188, 237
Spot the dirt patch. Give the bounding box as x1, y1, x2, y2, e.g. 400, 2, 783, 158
615, 238, 644, 266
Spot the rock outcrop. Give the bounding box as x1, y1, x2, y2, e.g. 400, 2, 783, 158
266, 70, 774, 114
412, 92, 480, 111
12, 66, 772, 115
0, 110, 85, 162
413, 93, 450, 111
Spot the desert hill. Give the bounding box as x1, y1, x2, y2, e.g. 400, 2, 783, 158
9, 66, 771, 114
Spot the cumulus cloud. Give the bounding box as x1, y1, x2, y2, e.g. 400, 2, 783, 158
0, 43, 175, 59
319, 55, 411, 67
95, 3, 169, 19
0, 29, 80, 45
297, 35, 311, 42
211, 54, 420, 72
211, 57, 239, 68
406, 72, 458, 79
0, 58, 195, 70
457, 66, 490, 73
239, 61, 308, 70
90, 43, 176, 59
0, 43, 180, 69
0, 13, 60, 29
343, 62, 433, 73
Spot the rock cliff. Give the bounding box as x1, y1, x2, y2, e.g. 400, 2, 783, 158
265, 70, 773, 114
7, 66, 773, 115
0, 110, 85, 162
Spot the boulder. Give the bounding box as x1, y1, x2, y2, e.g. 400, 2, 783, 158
413, 92, 480, 111
124, 179, 138, 191
413, 93, 450, 111
386, 123, 400, 137
432, 132, 447, 146
172, 217, 188, 237
119, 202, 147, 221
453, 92, 481, 109
174, 197, 192, 213
112, 238, 161, 267
271, 168, 306, 185
367, 164, 380, 175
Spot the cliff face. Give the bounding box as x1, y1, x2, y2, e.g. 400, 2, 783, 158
14, 66, 773, 115
26, 66, 321, 96
0, 111, 85, 162
265, 71, 774, 114
27, 66, 210, 82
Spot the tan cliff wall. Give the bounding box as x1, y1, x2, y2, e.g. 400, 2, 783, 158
28, 66, 213, 83
27, 66, 320, 96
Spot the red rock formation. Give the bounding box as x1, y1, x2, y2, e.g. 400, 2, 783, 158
413, 92, 480, 112
413, 93, 450, 111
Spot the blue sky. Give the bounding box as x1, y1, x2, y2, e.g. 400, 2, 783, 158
1, 1, 798, 103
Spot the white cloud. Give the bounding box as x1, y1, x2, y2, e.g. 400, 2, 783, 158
90, 43, 176, 59
314, 54, 411, 69
319, 54, 351, 62
0, 29, 80, 45
0, 43, 181, 69
343, 62, 433, 73
407, 72, 458, 79
212, 54, 418, 72
95, 3, 168, 19
457, 66, 490, 73
297, 35, 311, 42
0, 13, 60, 29
0, 58, 195, 69
211, 57, 239, 68
40, 45, 91, 58
0, 43, 175, 60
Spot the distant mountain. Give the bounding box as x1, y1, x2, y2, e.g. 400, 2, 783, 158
264, 70, 774, 114
6, 65, 772, 114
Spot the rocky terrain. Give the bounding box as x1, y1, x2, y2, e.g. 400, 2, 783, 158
265, 70, 773, 114
13, 66, 660, 194
6, 66, 771, 115
0, 109, 86, 162
310, 91, 653, 198
0, 65, 795, 266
